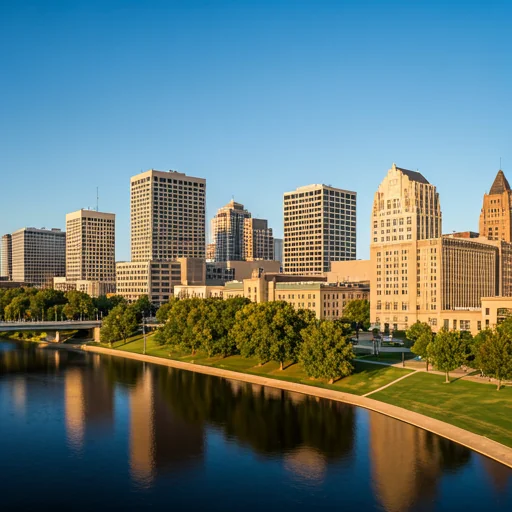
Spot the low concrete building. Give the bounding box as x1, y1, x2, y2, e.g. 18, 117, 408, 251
174, 285, 225, 299
325, 259, 371, 284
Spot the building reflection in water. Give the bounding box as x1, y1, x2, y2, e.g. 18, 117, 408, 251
369, 412, 471, 512
64, 355, 114, 453
129, 365, 205, 487
11, 376, 27, 415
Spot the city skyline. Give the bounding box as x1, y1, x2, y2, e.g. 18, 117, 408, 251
1, 1, 511, 261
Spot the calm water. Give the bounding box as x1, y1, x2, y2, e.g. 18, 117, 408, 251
1, 340, 511, 511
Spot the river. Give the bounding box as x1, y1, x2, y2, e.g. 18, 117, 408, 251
0, 339, 511, 511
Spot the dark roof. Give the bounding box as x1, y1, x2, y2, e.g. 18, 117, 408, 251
489, 170, 511, 195
396, 167, 430, 184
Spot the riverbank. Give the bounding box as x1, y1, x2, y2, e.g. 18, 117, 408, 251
40, 334, 512, 470
79, 343, 512, 469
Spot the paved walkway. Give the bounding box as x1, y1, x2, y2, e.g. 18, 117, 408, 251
64, 343, 512, 469
363, 369, 419, 397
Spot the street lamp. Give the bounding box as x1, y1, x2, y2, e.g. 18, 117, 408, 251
143, 314, 147, 355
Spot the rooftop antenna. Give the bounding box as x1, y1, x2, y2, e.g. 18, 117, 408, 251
96, 187, 99, 212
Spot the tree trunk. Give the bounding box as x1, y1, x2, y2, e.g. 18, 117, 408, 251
497, 379, 502, 391
425, 360, 429, 372
445, 371, 450, 383
280, 361, 284, 370
328, 378, 334, 384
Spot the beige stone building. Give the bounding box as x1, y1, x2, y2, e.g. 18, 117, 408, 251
11, 227, 66, 288
130, 169, 206, 261
371, 164, 512, 335
174, 285, 225, 299
479, 169, 512, 242
64, 209, 116, 296
190, 270, 368, 320
283, 184, 356, 276
371, 164, 441, 332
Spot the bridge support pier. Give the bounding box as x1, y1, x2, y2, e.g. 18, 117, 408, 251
91, 327, 101, 342
46, 331, 60, 343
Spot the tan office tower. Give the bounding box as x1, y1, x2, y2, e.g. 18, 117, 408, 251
11, 227, 66, 287
211, 200, 251, 261
130, 169, 206, 261
479, 169, 512, 242
244, 218, 274, 260
370, 164, 441, 331
1, 234, 12, 279
283, 184, 356, 275
65, 209, 116, 295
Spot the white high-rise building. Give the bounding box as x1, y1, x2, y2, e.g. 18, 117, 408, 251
130, 169, 206, 261
11, 227, 66, 287
283, 184, 356, 275
65, 209, 116, 296
1, 234, 12, 280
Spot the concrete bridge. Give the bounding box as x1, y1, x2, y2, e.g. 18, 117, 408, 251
0, 320, 102, 342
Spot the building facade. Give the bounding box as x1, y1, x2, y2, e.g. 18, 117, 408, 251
479, 169, 512, 242
11, 227, 66, 288
243, 218, 274, 260
1, 234, 12, 280
283, 184, 356, 275
130, 169, 206, 261
116, 260, 182, 305
211, 200, 251, 261
65, 209, 116, 295
273, 238, 283, 266
370, 164, 441, 332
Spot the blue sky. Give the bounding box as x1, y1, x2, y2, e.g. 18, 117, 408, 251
1, 0, 511, 260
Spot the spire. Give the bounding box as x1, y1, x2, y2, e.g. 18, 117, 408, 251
489, 170, 511, 195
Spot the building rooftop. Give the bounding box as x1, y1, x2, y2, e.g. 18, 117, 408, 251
396, 166, 430, 185
489, 169, 511, 195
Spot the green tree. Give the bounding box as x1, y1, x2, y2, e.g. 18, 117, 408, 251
343, 299, 370, 339
478, 330, 512, 390
406, 322, 433, 371
300, 320, 354, 383
63, 290, 94, 320
131, 294, 156, 322
428, 329, 468, 383
100, 304, 138, 346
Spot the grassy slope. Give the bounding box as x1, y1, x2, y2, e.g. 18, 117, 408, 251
371, 371, 512, 447
95, 334, 412, 396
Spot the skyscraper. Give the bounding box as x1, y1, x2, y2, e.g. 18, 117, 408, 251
211, 200, 251, 261
1, 234, 12, 280
370, 164, 441, 331
65, 209, 116, 295
130, 169, 206, 261
11, 227, 66, 287
479, 169, 512, 242
283, 184, 356, 275
243, 218, 274, 261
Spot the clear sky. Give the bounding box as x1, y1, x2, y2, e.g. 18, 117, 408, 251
1, 0, 511, 261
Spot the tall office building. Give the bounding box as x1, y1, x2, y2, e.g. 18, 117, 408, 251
11, 227, 66, 287
283, 184, 356, 275
65, 209, 116, 295
130, 169, 206, 261
211, 200, 251, 261
273, 238, 283, 266
243, 218, 274, 260
479, 169, 512, 242
1, 234, 12, 280
370, 164, 441, 331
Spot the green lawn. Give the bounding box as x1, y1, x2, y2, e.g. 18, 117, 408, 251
97, 334, 413, 396
359, 353, 416, 363
371, 371, 512, 448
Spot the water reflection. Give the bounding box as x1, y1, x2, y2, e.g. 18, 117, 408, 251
0, 339, 511, 511
369, 414, 471, 512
